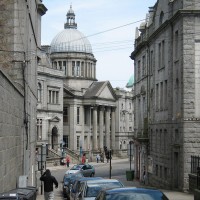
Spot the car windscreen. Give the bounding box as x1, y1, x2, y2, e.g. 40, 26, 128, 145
105, 191, 168, 200
71, 165, 83, 170
86, 182, 122, 197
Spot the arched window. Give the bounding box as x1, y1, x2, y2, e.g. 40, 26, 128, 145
159, 11, 164, 25
37, 82, 42, 102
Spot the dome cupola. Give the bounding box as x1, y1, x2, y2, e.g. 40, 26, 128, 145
50, 5, 92, 54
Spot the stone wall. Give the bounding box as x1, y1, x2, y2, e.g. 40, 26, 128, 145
0, 70, 24, 193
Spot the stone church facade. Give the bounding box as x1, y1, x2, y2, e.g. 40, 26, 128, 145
37, 6, 134, 160
131, 0, 200, 191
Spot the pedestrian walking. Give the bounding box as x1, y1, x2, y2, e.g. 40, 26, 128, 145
66, 155, 70, 167
96, 154, 100, 163
82, 153, 86, 164
40, 169, 58, 200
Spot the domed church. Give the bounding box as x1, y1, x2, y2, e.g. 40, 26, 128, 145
37, 6, 134, 161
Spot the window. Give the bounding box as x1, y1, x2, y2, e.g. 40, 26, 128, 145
63, 136, 69, 148
156, 84, 159, 110
175, 30, 179, 59
160, 166, 162, 178
77, 107, 80, 124
58, 61, 62, 70
162, 40, 165, 68
142, 55, 146, 76
63, 107, 69, 123
129, 127, 132, 131
156, 129, 158, 152
37, 119, 42, 140
129, 113, 132, 121
129, 103, 131, 109
158, 43, 161, 69
48, 89, 59, 104
159, 11, 164, 25
72, 61, 75, 76
138, 60, 141, 80
175, 78, 179, 104
150, 129, 153, 151
160, 82, 163, 110
77, 136, 80, 150
160, 129, 162, 151
156, 164, 158, 176
63, 61, 67, 75
76, 61, 80, 76
37, 82, 42, 102
164, 129, 167, 153
164, 80, 168, 109
158, 41, 165, 69
81, 62, 84, 76
164, 167, 168, 179
150, 50, 153, 74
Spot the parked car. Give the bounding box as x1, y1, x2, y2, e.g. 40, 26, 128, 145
74, 178, 124, 200
70, 177, 103, 200
66, 164, 95, 177
63, 171, 83, 199
95, 187, 169, 200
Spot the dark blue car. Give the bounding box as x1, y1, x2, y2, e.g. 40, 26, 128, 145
63, 171, 83, 199
95, 187, 169, 200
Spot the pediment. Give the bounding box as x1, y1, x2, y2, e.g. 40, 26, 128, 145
49, 116, 60, 122
98, 85, 115, 100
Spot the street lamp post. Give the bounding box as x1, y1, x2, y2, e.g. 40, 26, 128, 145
89, 106, 93, 162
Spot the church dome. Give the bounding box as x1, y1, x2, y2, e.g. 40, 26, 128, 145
126, 74, 134, 88
50, 29, 93, 54
50, 5, 92, 54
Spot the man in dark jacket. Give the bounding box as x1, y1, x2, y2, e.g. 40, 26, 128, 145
40, 169, 58, 200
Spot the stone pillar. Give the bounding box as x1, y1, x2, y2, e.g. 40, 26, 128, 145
105, 107, 111, 149
81, 106, 85, 152
69, 105, 75, 150
111, 107, 116, 151
99, 106, 104, 150
93, 106, 98, 150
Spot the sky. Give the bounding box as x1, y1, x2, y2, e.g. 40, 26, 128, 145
41, 0, 156, 89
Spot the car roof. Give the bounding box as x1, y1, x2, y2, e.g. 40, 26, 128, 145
103, 187, 165, 194
86, 179, 121, 184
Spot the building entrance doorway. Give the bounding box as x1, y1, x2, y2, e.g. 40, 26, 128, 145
52, 126, 58, 149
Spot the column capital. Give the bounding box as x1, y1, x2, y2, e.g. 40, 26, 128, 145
99, 105, 105, 111
111, 107, 116, 112
105, 106, 111, 112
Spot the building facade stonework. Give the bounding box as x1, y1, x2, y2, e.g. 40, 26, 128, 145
37, 6, 134, 160
131, 0, 200, 191
0, 0, 46, 193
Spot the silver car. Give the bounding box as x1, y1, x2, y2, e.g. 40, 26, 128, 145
74, 179, 124, 200
66, 164, 95, 177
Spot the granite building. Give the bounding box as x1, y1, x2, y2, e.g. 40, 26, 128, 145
37, 6, 134, 159
130, 0, 200, 191
0, 0, 47, 193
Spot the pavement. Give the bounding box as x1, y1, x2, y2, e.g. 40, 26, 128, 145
36, 159, 194, 200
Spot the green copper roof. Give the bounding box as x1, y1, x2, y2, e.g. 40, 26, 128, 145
126, 74, 134, 88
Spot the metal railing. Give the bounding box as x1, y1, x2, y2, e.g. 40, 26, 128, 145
191, 155, 200, 190
191, 155, 200, 173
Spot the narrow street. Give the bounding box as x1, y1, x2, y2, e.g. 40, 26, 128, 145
36, 159, 194, 200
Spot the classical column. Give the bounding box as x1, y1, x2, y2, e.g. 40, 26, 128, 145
80, 106, 85, 154
105, 107, 111, 149
93, 106, 98, 150
111, 107, 116, 151
99, 106, 104, 150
